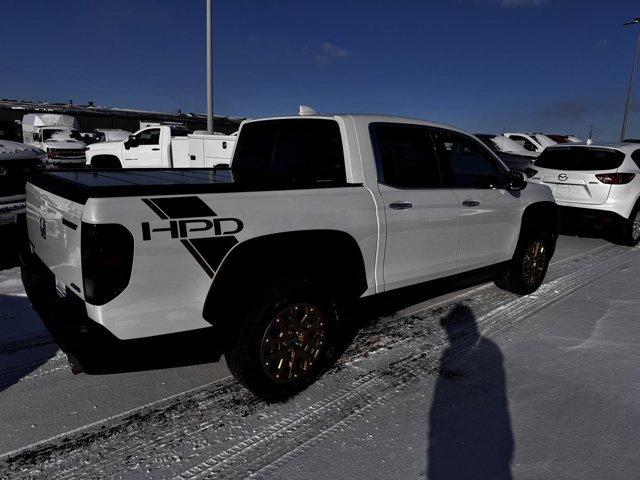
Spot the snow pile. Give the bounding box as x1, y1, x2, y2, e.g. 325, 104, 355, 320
0, 142, 31, 155
491, 135, 529, 154
0, 140, 42, 159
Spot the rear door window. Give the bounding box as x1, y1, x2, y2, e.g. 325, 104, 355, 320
369, 123, 442, 188
535, 148, 625, 171
232, 119, 346, 187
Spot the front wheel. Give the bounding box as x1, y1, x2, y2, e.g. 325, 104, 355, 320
495, 233, 550, 295
224, 277, 338, 401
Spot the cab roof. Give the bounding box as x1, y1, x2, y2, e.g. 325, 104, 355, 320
241, 114, 469, 136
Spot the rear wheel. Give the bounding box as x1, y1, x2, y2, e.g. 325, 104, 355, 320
620, 205, 640, 247
495, 232, 550, 295
224, 276, 338, 401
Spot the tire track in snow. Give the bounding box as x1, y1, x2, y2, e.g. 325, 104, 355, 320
0, 244, 631, 479
59, 245, 632, 479
177, 245, 636, 480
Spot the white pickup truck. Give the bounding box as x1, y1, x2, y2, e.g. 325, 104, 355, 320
85, 125, 236, 168
21, 114, 559, 399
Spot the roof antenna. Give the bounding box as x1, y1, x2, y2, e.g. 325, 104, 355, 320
298, 105, 318, 116
587, 125, 593, 145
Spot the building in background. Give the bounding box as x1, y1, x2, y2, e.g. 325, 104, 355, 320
0, 99, 243, 137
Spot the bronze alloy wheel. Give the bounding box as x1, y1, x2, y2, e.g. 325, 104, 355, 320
259, 302, 327, 384
522, 239, 547, 287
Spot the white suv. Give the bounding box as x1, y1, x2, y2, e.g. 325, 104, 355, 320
528, 143, 640, 245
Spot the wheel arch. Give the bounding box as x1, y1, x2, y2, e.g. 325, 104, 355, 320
520, 201, 560, 255
90, 154, 122, 168
202, 229, 368, 331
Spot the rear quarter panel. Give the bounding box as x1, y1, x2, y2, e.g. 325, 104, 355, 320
84, 187, 378, 340
26, 183, 84, 293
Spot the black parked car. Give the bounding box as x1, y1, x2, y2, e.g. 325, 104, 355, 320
475, 134, 536, 173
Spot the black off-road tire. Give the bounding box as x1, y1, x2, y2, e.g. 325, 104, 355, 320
619, 203, 640, 247
495, 231, 550, 295
224, 276, 339, 402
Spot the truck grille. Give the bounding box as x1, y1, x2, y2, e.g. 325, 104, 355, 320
0, 158, 42, 196
49, 149, 86, 159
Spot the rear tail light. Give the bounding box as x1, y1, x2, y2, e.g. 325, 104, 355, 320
81, 223, 134, 305
47, 149, 57, 159
595, 173, 636, 184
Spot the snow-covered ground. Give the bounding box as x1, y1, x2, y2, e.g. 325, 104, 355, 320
0, 234, 638, 479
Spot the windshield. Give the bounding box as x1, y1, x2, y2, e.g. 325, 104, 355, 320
42, 128, 83, 142
535, 147, 625, 171
532, 134, 557, 148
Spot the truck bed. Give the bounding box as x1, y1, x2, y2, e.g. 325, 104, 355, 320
28, 168, 239, 204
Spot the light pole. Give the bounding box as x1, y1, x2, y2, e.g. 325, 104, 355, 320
206, 0, 214, 134
621, 17, 640, 141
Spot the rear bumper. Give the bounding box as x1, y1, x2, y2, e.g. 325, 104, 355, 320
553, 193, 634, 220
559, 206, 627, 229
20, 246, 118, 362
20, 247, 221, 373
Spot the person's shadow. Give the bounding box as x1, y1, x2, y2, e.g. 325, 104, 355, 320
427, 304, 513, 480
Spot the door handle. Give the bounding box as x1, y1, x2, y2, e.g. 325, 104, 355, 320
461, 200, 480, 208
389, 202, 413, 210
151, 147, 160, 151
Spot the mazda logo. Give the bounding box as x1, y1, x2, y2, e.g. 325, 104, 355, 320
39, 217, 46, 239
558, 173, 568, 181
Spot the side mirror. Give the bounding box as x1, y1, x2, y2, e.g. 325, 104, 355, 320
124, 135, 137, 150
504, 170, 527, 191
33, 133, 40, 142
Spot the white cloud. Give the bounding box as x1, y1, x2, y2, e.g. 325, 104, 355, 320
314, 42, 352, 66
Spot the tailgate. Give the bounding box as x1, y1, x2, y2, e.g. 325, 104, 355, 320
26, 182, 85, 297
536, 169, 612, 205
532, 146, 624, 205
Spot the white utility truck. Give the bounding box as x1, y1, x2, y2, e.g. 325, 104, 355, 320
22, 113, 559, 400
22, 113, 87, 165
85, 125, 236, 168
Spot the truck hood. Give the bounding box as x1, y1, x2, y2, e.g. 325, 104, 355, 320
87, 141, 123, 152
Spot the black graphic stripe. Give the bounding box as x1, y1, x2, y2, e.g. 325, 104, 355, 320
62, 218, 78, 230
151, 196, 216, 219
142, 198, 168, 219
181, 239, 215, 278
190, 237, 238, 273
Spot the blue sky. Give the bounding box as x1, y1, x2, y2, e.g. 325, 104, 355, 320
1, 0, 639, 140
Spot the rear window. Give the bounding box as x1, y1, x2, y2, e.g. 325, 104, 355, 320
534, 147, 625, 171
232, 119, 346, 187
370, 123, 442, 188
